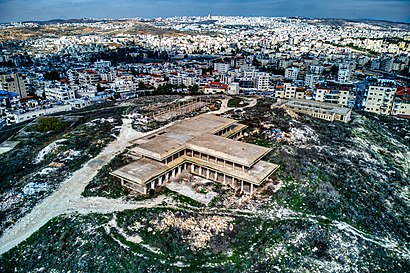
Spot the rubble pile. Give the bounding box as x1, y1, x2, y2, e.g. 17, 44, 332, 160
151, 211, 234, 249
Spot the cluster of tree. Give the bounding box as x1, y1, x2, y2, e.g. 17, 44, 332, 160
34, 117, 69, 132
43, 70, 60, 81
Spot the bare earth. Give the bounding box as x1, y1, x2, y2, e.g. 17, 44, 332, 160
0, 99, 256, 255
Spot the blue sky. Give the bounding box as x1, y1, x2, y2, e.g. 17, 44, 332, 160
0, 0, 409, 23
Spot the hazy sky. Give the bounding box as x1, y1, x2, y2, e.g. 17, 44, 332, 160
0, 0, 409, 23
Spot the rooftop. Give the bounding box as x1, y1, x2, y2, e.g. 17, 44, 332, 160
131, 113, 271, 166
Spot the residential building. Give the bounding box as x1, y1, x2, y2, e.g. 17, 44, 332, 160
285, 67, 299, 80
338, 63, 351, 83
0, 73, 28, 98
203, 82, 228, 94
315, 82, 353, 107
392, 86, 410, 116
255, 72, 270, 90
365, 82, 396, 115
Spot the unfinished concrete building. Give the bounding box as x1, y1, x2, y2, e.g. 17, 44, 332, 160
111, 114, 279, 195
284, 99, 352, 123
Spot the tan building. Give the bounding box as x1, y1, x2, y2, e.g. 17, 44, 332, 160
111, 114, 279, 195
284, 99, 352, 123
315, 83, 352, 107
365, 84, 396, 115
0, 73, 28, 98
275, 83, 305, 100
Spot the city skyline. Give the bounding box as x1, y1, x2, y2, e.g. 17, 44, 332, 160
0, 0, 410, 23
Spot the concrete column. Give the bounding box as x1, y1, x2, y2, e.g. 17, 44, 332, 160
214, 171, 218, 180
172, 169, 176, 178
191, 164, 194, 173
250, 183, 254, 194
242, 165, 245, 172
199, 166, 202, 176
120, 178, 124, 186
165, 173, 169, 181
223, 174, 226, 184
178, 165, 182, 174
159, 176, 163, 185
206, 169, 210, 178
224, 160, 226, 168
241, 181, 244, 192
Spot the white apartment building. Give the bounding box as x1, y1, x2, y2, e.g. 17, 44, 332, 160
338, 63, 351, 84
315, 83, 352, 107
45, 86, 76, 101
365, 83, 396, 115
214, 62, 230, 74
255, 72, 270, 90
285, 67, 299, 80
305, 74, 320, 89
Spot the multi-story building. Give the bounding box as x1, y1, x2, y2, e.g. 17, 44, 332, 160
45, 85, 76, 101
285, 67, 299, 80
310, 65, 324, 75
79, 70, 99, 85
338, 63, 351, 83
392, 86, 410, 116
275, 82, 305, 100
0, 90, 20, 114
0, 73, 28, 98
255, 72, 270, 90
365, 82, 396, 115
315, 82, 353, 107
111, 114, 279, 195
213, 62, 230, 74
305, 74, 320, 89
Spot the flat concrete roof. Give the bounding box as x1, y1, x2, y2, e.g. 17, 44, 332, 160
187, 134, 271, 167
131, 114, 238, 160
285, 99, 351, 115
111, 158, 168, 185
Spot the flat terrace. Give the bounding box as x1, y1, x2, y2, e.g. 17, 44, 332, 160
131, 114, 237, 160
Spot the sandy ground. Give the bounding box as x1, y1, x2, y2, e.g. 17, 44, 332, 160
0, 98, 257, 255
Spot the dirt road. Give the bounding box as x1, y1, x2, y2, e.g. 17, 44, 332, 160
0, 118, 163, 255
0, 99, 257, 255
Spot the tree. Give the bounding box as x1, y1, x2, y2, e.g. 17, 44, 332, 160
44, 70, 60, 81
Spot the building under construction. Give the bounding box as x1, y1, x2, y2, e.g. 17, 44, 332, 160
111, 114, 279, 195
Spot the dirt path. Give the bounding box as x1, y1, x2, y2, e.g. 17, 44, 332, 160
0, 118, 164, 255
0, 99, 259, 255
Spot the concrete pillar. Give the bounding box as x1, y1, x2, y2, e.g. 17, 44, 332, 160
191, 164, 194, 173
165, 173, 169, 181
223, 174, 226, 184
241, 181, 244, 192
206, 169, 210, 179
151, 181, 155, 189
172, 169, 176, 178
199, 166, 202, 176
159, 176, 163, 185
120, 178, 124, 186
214, 171, 218, 180
250, 183, 254, 194
178, 165, 182, 174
